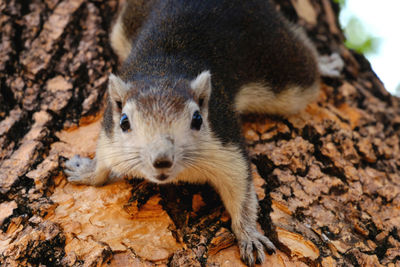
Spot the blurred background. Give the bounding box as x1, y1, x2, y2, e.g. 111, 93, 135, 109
337, 0, 400, 95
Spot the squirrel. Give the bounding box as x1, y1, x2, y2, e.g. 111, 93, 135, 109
65, 0, 326, 265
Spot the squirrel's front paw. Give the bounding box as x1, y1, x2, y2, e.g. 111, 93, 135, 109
238, 228, 276, 266
65, 155, 95, 185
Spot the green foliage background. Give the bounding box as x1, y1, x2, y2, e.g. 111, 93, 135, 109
335, 0, 400, 95
335, 0, 380, 55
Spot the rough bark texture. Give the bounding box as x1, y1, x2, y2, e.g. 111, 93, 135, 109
1, 0, 400, 266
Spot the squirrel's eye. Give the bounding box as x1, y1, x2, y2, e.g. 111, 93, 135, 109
120, 113, 131, 132
190, 111, 202, 130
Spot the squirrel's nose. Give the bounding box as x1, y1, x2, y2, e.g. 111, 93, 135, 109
153, 157, 173, 169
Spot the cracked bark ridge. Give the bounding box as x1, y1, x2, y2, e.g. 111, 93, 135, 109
1, 0, 400, 266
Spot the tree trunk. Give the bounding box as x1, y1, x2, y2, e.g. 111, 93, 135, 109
1, 0, 399, 266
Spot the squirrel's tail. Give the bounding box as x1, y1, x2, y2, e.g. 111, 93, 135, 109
110, 0, 156, 61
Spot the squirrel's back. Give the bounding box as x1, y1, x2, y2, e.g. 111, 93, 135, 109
109, 0, 320, 145
112, 0, 319, 103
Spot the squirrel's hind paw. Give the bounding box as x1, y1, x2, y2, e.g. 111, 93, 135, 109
318, 52, 344, 78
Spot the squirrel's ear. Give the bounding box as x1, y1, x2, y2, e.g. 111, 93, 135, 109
190, 70, 212, 109
108, 74, 129, 109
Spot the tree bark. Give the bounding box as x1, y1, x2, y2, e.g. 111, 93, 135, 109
1, 0, 399, 266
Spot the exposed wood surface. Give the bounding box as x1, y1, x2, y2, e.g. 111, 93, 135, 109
1, 0, 400, 266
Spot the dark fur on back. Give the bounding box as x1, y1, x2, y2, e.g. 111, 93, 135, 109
118, 0, 318, 145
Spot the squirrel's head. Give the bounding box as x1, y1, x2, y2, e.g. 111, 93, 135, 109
106, 71, 212, 183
